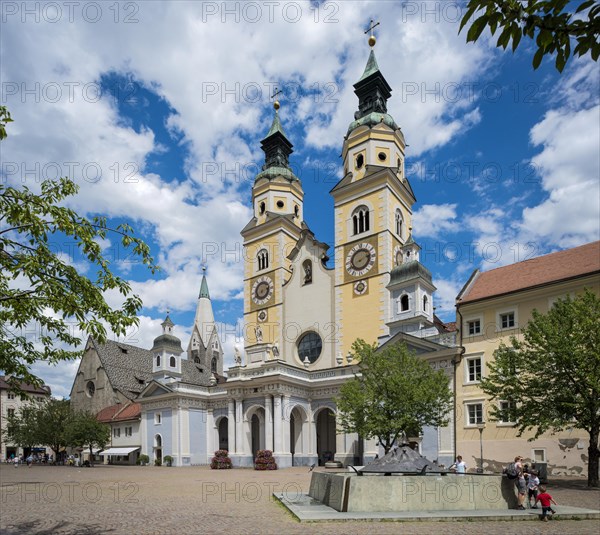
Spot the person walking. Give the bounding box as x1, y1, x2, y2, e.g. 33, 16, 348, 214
535, 485, 558, 521
450, 455, 467, 475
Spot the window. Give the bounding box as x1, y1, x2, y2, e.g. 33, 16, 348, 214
297, 332, 323, 364
156, 355, 161, 367
125, 426, 132, 437
499, 311, 516, 329
400, 294, 410, 312
257, 249, 269, 271
378, 151, 386, 162
466, 357, 482, 382
467, 319, 481, 335
355, 153, 364, 169
276, 200, 284, 209
395, 209, 403, 237
352, 205, 370, 235
211, 357, 217, 373
467, 403, 484, 425
302, 259, 312, 285
423, 295, 428, 312
86, 381, 95, 397
113, 428, 121, 438
498, 401, 516, 424
533, 449, 546, 462
154, 413, 162, 425
7, 408, 15, 418
259, 201, 266, 214
169, 356, 176, 367
7, 392, 15, 400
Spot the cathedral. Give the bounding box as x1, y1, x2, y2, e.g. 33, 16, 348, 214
70, 38, 458, 468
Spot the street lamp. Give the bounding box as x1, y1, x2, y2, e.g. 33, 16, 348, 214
476, 422, 486, 473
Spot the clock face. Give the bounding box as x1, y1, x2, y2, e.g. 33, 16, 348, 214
252, 276, 274, 305
394, 245, 403, 267
346, 243, 376, 277
354, 280, 368, 295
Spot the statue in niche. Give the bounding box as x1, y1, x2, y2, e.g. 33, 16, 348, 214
234, 345, 242, 365
272, 341, 280, 358
255, 325, 263, 343
303, 261, 312, 284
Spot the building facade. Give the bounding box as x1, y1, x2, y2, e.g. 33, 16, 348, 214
455, 241, 600, 476
0, 376, 52, 461
71, 42, 457, 468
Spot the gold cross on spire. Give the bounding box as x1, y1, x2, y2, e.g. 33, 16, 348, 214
271, 87, 283, 110
365, 19, 380, 47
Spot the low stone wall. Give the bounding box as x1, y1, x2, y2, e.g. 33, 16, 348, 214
308, 472, 518, 512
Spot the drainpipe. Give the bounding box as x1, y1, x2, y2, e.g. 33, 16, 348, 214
454, 304, 466, 460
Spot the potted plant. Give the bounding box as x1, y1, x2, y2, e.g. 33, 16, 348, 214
254, 450, 277, 470
137, 454, 149, 466
210, 450, 232, 469
154, 458, 162, 466
163, 455, 173, 467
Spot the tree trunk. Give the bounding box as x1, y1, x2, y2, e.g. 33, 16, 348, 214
588, 426, 599, 487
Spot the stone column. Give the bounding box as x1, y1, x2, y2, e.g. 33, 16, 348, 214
273, 395, 282, 454
264, 395, 273, 451
235, 399, 244, 454
227, 399, 235, 454
206, 408, 214, 459
282, 395, 291, 454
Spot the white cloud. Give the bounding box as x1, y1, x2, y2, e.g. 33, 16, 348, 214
413, 203, 459, 238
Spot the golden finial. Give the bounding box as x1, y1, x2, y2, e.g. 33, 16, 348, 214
365, 19, 380, 47
272, 87, 283, 111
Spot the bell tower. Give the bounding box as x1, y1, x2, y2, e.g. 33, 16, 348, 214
241, 98, 304, 363
331, 25, 417, 359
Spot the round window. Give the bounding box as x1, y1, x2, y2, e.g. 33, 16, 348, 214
297, 332, 322, 364
276, 200, 284, 208
86, 381, 95, 397
378, 152, 386, 161
355, 154, 364, 169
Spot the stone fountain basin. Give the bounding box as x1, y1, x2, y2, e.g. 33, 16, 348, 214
308, 472, 518, 513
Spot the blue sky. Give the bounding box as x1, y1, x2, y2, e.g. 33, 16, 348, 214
1, 1, 598, 397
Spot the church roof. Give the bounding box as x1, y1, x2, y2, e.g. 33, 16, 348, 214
88, 338, 214, 398
151, 333, 184, 353
457, 241, 600, 305
199, 274, 210, 299
358, 49, 381, 82
266, 111, 287, 138
389, 260, 433, 286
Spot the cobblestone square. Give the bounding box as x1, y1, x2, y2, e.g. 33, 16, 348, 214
1, 464, 598, 534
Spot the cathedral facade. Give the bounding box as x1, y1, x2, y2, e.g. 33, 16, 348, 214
70, 43, 457, 468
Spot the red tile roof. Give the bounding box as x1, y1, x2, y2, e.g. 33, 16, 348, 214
458, 241, 600, 304
96, 402, 141, 423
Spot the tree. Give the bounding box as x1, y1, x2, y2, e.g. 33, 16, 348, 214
0, 106, 158, 390
3, 403, 40, 453
67, 411, 111, 466
336, 340, 453, 454
35, 399, 73, 461
460, 1, 600, 72
480, 289, 600, 487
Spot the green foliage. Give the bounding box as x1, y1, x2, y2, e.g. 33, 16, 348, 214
163, 455, 173, 466
3, 398, 72, 457
67, 411, 110, 465
138, 454, 150, 465
336, 340, 453, 454
0, 108, 158, 389
480, 289, 600, 487
460, 1, 600, 72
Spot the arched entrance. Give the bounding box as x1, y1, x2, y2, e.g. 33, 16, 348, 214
218, 417, 229, 451
247, 406, 265, 459
289, 406, 307, 466
154, 434, 162, 463
316, 408, 336, 465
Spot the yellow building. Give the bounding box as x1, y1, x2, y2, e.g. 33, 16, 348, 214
455, 241, 600, 476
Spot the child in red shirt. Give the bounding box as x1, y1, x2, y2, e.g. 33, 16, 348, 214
535, 485, 558, 521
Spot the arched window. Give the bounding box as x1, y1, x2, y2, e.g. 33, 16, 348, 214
395, 209, 403, 237
169, 356, 176, 368
257, 249, 269, 271
211, 357, 217, 373
352, 205, 370, 236
156, 355, 161, 367
400, 294, 410, 312
423, 295, 428, 312
302, 259, 312, 285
